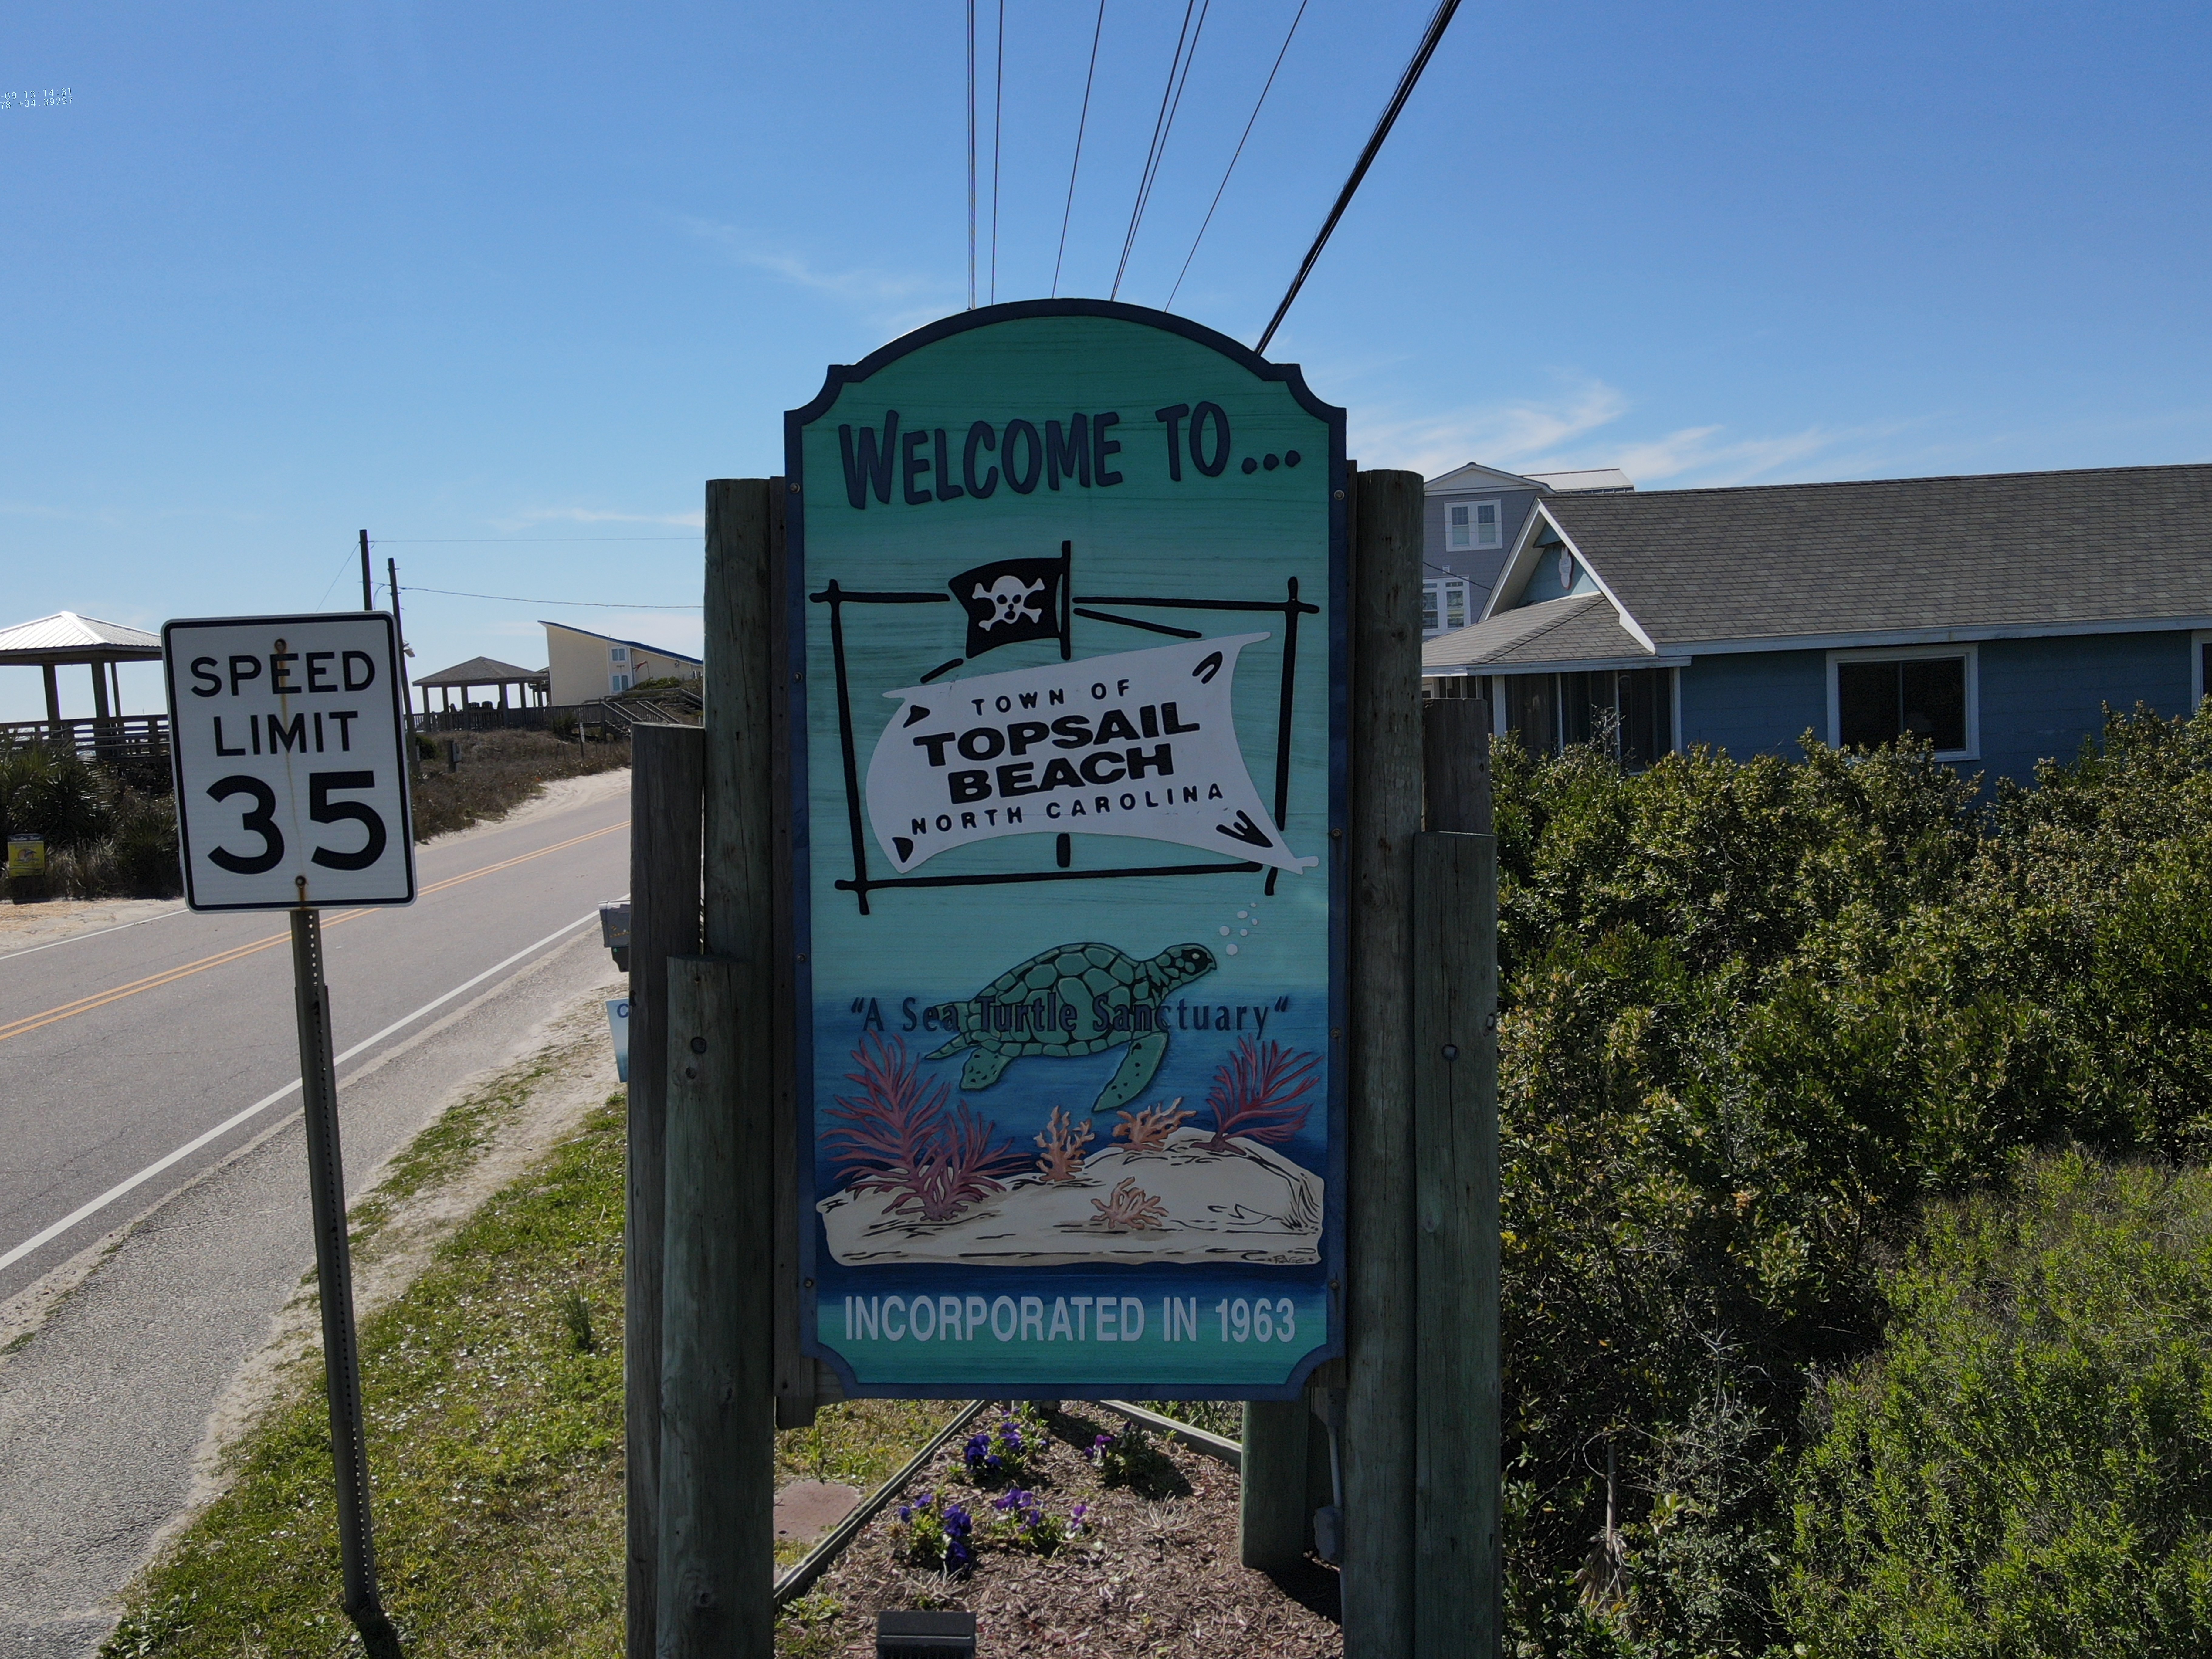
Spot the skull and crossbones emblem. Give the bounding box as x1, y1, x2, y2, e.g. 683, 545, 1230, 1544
973, 574, 1045, 631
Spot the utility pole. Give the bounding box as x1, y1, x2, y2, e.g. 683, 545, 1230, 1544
388, 557, 417, 759
360, 530, 374, 611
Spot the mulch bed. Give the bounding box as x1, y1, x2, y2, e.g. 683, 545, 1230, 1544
777, 1401, 1342, 1657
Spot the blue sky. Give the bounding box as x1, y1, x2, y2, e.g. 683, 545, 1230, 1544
5, 0, 2208, 720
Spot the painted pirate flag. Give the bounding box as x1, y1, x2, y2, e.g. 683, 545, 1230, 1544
950, 554, 1068, 659
866, 633, 1316, 877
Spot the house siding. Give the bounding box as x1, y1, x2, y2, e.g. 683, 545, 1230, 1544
1673, 631, 2193, 782
1678, 650, 1828, 760
1975, 631, 2192, 781
1424, 486, 1543, 603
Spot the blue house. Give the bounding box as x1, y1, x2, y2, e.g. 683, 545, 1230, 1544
1421, 464, 2212, 782
1422, 462, 1634, 638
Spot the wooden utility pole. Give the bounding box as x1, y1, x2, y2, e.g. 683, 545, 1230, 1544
360, 529, 374, 611
1343, 466, 1425, 1653
654, 479, 775, 1659
1414, 695, 1501, 1656
626, 724, 705, 1659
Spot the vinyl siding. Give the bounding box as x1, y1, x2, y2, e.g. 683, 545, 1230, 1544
1676, 631, 2193, 784
1678, 650, 1828, 760
1975, 631, 2193, 782
1424, 486, 1542, 600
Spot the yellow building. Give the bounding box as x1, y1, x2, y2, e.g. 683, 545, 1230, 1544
540, 621, 702, 707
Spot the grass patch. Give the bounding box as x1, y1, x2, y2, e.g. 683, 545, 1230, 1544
407, 730, 630, 841
342, 1044, 576, 1263
104, 1093, 632, 1658
103, 1077, 963, 1656
1135, 1400, 1244, 1440
772, 1399, 958, 1569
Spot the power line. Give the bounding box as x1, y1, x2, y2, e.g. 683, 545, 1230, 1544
370, 536, 696, 543
967, 0, 979, 310
401, 585, 703, 609
1111, 0, 1212, 302
990, 0, 1006, 305
1255, 0, 1462, 354
1165, 0, 1308, 312
1052, 0, 1109, 298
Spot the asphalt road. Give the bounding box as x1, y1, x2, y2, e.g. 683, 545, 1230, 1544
0, 782, 631, 1657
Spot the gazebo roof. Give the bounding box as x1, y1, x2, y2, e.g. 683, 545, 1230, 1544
414, 655, 547, 688
0, 611, 163, 666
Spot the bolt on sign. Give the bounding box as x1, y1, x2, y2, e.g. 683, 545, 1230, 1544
162, 613, 416, 909
788, 300, 1346, 1398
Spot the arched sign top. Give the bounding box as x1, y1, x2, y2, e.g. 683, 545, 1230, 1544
784, 301, 1347, 1402
784, 297, 1347, 433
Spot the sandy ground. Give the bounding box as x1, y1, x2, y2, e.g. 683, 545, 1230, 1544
0, 768, 632, 960
418, 765, 632, 850
0, 896, 185, 956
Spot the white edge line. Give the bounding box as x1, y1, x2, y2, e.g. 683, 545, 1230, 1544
0, 906, 187, 966
0, 910, 599, 1275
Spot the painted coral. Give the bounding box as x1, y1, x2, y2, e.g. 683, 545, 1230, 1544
821, 1033, 1025, 1222
1112, 1097, 1191, 1153
1201, 1038, 1320, 1151
1086, 1177, 1169, 1232
1033, 1106, 1094, 1183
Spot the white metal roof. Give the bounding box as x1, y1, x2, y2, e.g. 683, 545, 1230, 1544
1523, 468, 1636, 494
0, 611, 163, 662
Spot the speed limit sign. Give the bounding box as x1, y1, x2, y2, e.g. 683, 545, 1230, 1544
163, 612, 417, 910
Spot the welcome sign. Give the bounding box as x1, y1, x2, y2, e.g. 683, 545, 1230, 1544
788, 300, 1346, 1399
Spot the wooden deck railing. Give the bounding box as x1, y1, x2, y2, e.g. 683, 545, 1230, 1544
0, 713, 170, 763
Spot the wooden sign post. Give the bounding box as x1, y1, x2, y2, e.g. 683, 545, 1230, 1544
639, 306, 1499, 1659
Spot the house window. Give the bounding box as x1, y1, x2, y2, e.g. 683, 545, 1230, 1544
1423, 577, 1473, 635
1829, 647, 1975, 757
1502, 668, 1673, 768
610, 646, 630, 664
610, 672, 632, 694
1443, 499, 1502, 552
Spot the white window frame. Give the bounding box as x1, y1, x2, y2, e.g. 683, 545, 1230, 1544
1441, 497, 1503, 553
1826, 643, 1979, 760
610, 672, 632, 694
1473, 498, 1502, 549
2193, 630, 2210, 709
1422, 576, 1473, 636
610, 645, 630, 663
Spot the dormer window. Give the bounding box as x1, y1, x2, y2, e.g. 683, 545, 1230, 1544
1444, 499, 1502, 552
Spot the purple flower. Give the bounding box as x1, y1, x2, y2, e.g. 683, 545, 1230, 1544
897, 1505, 912, 1523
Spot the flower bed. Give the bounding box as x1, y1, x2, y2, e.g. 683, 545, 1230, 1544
778, 1400, 1340, 1657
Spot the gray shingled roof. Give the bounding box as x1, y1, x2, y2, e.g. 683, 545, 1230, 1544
1424, 594, 1664, 672
415, 655, 545, 688
1540, 463, 2212, 648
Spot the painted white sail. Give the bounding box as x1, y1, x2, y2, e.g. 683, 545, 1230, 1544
865, 632, 1315, 877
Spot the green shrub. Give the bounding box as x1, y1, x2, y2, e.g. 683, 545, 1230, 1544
0, 746, 181, 899
1784, 1152, 2212, 1654
1490, 705, 2212, 1653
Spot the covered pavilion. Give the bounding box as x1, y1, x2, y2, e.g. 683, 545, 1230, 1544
0, 611, 163, 725
413, 655, 549, 714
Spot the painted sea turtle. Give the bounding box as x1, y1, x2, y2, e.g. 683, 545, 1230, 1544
925, 941, 1217, 1115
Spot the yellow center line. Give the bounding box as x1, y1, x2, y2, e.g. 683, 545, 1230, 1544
0, 819, 627, 1047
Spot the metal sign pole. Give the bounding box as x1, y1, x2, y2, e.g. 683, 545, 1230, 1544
290, 902, 404, 1659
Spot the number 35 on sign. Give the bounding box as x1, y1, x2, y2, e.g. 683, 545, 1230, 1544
162, 613, 417, 910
